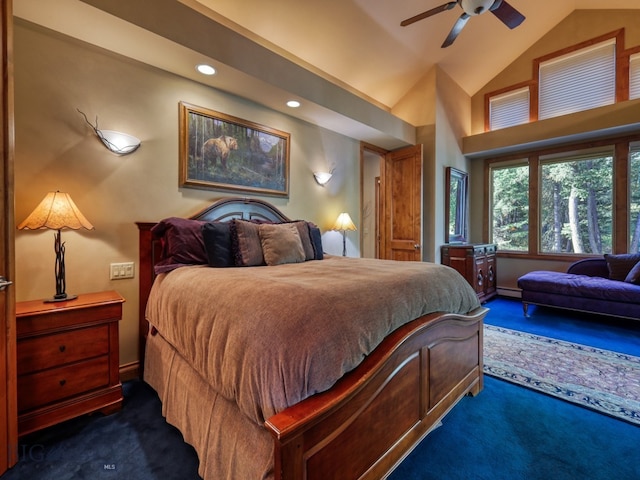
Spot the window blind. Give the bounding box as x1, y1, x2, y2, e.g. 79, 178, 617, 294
630, 53, 640, 100
489, 87, 530, 130
539, 39, 616, 120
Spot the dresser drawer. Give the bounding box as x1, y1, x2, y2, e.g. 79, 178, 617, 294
17, 325, 109, 375
18, 356, 110, 412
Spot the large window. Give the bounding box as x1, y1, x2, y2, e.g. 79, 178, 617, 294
539, 152, 613, 254
491, 162, 529, 251
487, 144, 635, 257
631, 147, 640, 253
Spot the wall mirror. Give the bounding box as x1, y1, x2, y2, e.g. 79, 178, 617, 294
445, 167, 468, 243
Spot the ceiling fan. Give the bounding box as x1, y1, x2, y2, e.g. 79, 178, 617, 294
401, 0, 525, 48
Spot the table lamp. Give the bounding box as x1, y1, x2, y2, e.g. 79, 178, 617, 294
332, 212, 357, 256
18, 191, 94, 302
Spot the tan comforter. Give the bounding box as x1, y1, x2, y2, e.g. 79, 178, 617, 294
145, 255, 480, 425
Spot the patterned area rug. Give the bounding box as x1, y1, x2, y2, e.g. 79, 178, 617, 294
483, 325, 640, 426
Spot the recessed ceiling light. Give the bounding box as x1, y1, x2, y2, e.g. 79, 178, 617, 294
196, 64, 216, 75
286, 100, 301, 108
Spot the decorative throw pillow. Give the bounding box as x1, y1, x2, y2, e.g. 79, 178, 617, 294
291, 220, 315, 261
625, 260, 640, 285
151, 217, 207, 273
308, 224, 324, 260
202, 221, 234, 267
605, 253, 640, 281
231, 219, 265, 266
258, 223, 305, 266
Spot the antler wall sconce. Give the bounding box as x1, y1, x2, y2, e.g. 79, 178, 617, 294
78, 109, 141, 155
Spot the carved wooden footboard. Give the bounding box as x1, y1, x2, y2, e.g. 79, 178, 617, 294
266, 308, 486, 480
137, 197, 487, 480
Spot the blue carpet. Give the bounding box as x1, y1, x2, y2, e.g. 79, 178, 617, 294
388, 375, 640, 480
483, 297, 640, 356
4, 298, 639, 479
3, 381, 201, 480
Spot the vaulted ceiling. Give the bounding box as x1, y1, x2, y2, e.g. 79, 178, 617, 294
13, 0, 640, 148
192, 0, 640, 105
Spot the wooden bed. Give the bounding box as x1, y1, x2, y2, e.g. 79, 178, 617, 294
137, 197, 488, 480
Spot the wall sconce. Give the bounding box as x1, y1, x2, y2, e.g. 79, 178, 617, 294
332, 212, 357, 256
313, 171, 333, 186
78, 109, 141, 155
17, 191, 94, 303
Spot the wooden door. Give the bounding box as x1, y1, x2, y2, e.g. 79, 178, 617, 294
0, 0, 17, 473
381, 145, 422, 261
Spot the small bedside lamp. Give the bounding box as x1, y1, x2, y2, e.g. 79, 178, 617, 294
332, 212, 357, 256
18, 191, 94, 303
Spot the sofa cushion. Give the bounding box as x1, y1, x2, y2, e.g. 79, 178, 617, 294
604, 253, 640, 281
625, 260, 640, 285
518, 270, 640, 304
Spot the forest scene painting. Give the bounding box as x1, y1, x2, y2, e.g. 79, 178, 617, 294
179, 102, 289, 196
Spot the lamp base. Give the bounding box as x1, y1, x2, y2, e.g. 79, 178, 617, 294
44, 294, 78, 304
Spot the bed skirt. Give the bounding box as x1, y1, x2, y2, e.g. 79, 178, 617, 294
144, 331, 274, 480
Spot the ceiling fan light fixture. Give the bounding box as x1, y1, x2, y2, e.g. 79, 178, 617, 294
401, 0, 524, 47
460, 0, 495, 16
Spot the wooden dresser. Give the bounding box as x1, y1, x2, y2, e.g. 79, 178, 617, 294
16, 290, 125, 436
441, 244, 497, 303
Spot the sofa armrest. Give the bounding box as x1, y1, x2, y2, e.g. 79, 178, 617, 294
567, 258, 609, 278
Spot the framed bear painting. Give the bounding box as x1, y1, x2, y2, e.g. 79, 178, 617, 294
178, 102, 290, 196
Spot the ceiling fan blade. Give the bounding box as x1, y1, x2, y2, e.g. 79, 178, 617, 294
401, 1, 458, 27
441, 13, 470, 48
490, 0, 525, 29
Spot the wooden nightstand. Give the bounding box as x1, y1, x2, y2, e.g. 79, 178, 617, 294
16, 290, 125, 436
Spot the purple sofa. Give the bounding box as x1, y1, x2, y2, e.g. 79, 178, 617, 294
517, 255, 640, 321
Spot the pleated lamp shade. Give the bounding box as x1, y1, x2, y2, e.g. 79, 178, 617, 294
332, 212, 357, 232
332, 212, 356, 257
18, 191, 94, 231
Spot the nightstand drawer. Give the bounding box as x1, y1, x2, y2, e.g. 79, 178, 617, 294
17, 325, 109, 375
18, 356, 110, 412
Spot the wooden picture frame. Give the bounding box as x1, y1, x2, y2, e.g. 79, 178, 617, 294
179, 102, 290, 196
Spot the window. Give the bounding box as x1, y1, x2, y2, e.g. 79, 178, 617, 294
630, 53, 640, 100
539, 152, 613, 254
631, 146, 640, 252
490, 162, 529, 251
489, 87, 530, 131
539, 40, 616, 120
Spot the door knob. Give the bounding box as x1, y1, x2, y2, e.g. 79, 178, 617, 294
414, 244, 420, 250
0, 276, 12, 291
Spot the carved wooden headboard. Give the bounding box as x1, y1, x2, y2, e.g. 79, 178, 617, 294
136, 197, 291, 364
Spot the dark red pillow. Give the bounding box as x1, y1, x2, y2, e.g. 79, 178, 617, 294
151, 217, 207, 273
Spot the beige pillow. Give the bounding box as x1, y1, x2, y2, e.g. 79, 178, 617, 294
259, 223, 305, 266
233, 219, 264, 266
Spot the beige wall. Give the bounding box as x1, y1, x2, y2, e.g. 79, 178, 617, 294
470, 10, 640, 134
14, 21, 361, 365
395, 66, 472, 263
433, 67, 472, 261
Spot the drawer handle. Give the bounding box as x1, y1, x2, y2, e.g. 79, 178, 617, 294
59, 379, 66, 387
59, 345, 66, 353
